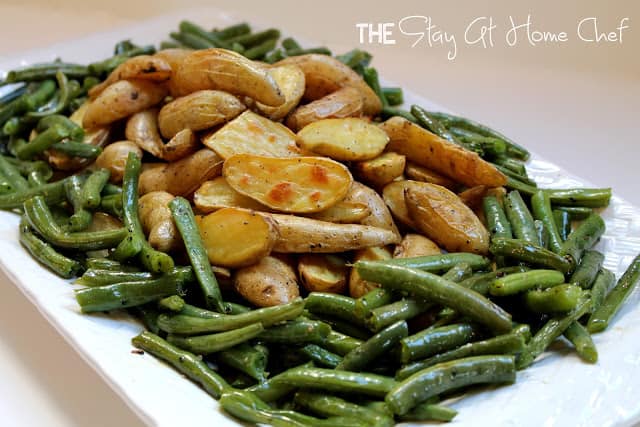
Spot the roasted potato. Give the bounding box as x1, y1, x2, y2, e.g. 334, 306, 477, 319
223, 154, 352, 213
297, 118, 389, 162
298, 254, 348, 293
381, 116, 506, 188
381, 180, 417, 228
138, 191, 181, 253
138, 148, 223, 196
404, 161, 457, 190
154, 48, 193, 96
393, 234, 441, 258
234, 254, 300, 307
276, 54, 381, 116
158, 90, 245, 139
254, 64, 305, 120
348, 246, 392, 298
306, 201, 370, 224
173, 48, 285, 106
354, 152, 406, 188
95, 140, 143, 183
198, 207, 278, 268
89, 55, 172, 99
285, 87, 363, 132
458, 185, 489, 210
343, 181, 400, 238
404, 182, 489, 254
193, 176, 268, 213
125, 108, 165, 158
162, 128, 200, 161
203, 110, 302, 159
83, 80, 167, 128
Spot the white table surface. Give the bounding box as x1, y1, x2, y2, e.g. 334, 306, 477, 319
0, 1, 638, 425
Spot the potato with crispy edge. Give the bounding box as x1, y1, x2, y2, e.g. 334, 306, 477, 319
198, 207, 278, 268
139, 191, 181, 253
254, 64, 305, 120
83, 80, 167, 128
138, 148, 223, 196
405, 182, 489, 254
223, 154, 352, 214
158, 90, 245, 139
95, 140, 143, 184
381, 180, 418, 228
193, 176, 268, 213
393, 234, 442, 258
298, 254, 348, 294
343, 181, 400, 238
276, 54, 381, 116
285, 87, 363, 132
354, 152, 406, 188
297, 118, 389, 162
306, 201, 370, 224
173, 48, 285, 106
404, 161, 457, 190
89, 55, 172, 99
203, 110, 302, 159
381, 116, 506, 188
348, 246, 393, 298
234, 254, 300, 307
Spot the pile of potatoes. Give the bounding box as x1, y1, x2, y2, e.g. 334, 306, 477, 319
57, 47, 508, 307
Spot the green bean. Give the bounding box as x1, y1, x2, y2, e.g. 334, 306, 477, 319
168, 322, 264, 355
19, 217, 81, 278
459, 137, 508, 158
371, 252, 491, 273
169, 196, 224, 312
366, 298, 432, 332
5, 64, 88, 83
589, 268, 615, 313
87, 46, 156, 76
386, 355, 516, 415
294, 391, 394, 427
354, 288, 394, 320
36, 114, 83, 140
113, 39, 136, 55
26, 71, 71, 117
504, 190, 537, 244
0, 177, 67, 209
307, 314, 370, 340
50, 141, 102, 159
0, 172, 12, 194
131, 331, 231, 398
398, 401, 458, 422
178, 20, 228, 48
299, 344, 343, 368
84, 257, 136, 271
0, 154, 29, 192
461, 267, 530, 296
569, 250, 604, 289
75, 269, 154, 287
441, 262, 473, 283
517, 298, 590, 369
489, 238, 572, 274
99, 194, 123, 219
244, 38, 278, 60
553, 209, 571, 241
170, 31, 213, 50
492, 156, 528, 176
0, 81, 52, 125
380, 106, 418, 123
336, 49, 372, 69
546, 188, 612, 208
213, 22, 251, 40
400, 323, 479, 363
396, 332, 525, 380
588, 254, 640, 333
382, 87, 403, 106
356, 261, 512, 334
338, 321, 408, 372
555, 206, 593, 220
559, 213, 606, 271
483, 195, 513, 239
263, 48, 286, 63
563, 321, 597, 363
489, 269, 565, 296
410, 105, 460, 144
362, 67, 387, 108
16, 125, 69, 160
248, 362, 314, 402
132, 304, 161, 334
281, 37, 302, 51
218, 343, 269, 382
258, 318, 331, 344
524, 284, 584, 314
75, 267, 192, 312
157, 298, 304, 334
157, 295, 186, 312
305, 292, 363, 326
323, 331, 363, 356
24, 196, 126, 250
3, 116, 36, 136
79, 168, 109, 209
531, 190, 563, 253
159, 41, 181, 49
227, 28, 280, 48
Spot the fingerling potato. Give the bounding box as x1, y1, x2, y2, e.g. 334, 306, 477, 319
234, 254, 300, 307
89, 55, 172, 99
393, 234, 441, 258
95, 140, 143, 184
223, 154, 352, 213
348, 246, 392, 298
354, 152, 406, 188
458, 185, 489, 210
139, 191, 181, 253
297, 118, 389, 162
343, 181, 400, 238
405, 182, 489, 254
306, 201, 370, 224
298, 254, 348, 294
285, 87, 363, 132
381, 180, 418, 228
125, 108, 165, 158
404, 161, 457, 190
198, 207, 278, 268
162, 128, 200, 161
193, 176, 268, 213
254, 64, 305, 120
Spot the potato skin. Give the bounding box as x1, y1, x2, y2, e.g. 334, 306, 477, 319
285, 87, 363, 132
95, 140, 143, 184
348, 246, 392, 298
404, 161, 458, 190
138, 191, 181, 253
193, 176, 268, 213
89, 55, 172, 99
255, 64, 305, 120
343, 181, 400, 239
393, 234, 441, 258
354, 152, 406, 189
404, 182, 489, 254
234, 255, 300, 307
381, 180, 417, 228
298, 254, 348, 294
125, 108, 164, 158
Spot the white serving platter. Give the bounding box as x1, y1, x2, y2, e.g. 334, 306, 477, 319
1, 8, 639, 427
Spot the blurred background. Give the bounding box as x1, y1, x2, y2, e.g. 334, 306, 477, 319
0, 1, 637, 426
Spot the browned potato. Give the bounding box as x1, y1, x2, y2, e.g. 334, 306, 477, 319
154, 48, 193, 96
138, 148, 223, 196
193, 176, 268, 213
95, 140, 143, 183
125, 108, 165, 158
89, 55, 172, 99
173, 48, 285, 106
138, 191, 181, 253
276, 54, 381, 116
223, 154, 352, 213
354, 152, 406, 188
348, 246, 392, 298
198, 207, 278, 268
298, 254, 348, 293
405, 182, 489, 254
254, 64, 305, 120
87, 212, 123, 231
306, 201, 370, 224
404, 161, 457, 190
458, 185, 489, 210
285, 87, 363, 132
83, 80, 167, 128
158, 90, 246, 139
203, 110, 302, 159
255, 211, 401, 253
162, 128, 200, 161
234, 254, 300, 307
393, 234, 441, 258
343, 181, 400, 238
381, 180, 417, 228
381, 116, 506, 188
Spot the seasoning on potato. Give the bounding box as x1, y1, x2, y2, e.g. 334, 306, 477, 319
234, 254, 300, 307
298, 254, 348, 294
285, 86, 363, 132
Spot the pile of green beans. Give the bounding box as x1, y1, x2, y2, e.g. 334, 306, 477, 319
1, 18, 639, 427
